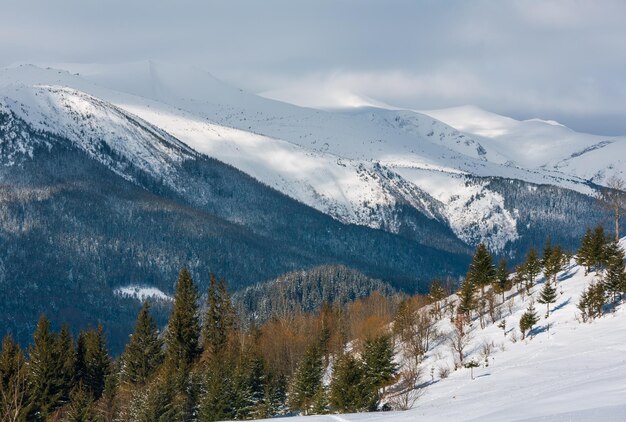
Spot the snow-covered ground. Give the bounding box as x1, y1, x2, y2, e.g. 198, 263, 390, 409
114, 285, 172, 302
256, 240, 626, 421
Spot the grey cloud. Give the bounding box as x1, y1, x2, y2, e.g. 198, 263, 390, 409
1, 0, 626, 134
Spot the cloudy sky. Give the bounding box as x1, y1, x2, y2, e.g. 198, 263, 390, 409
2, 0, 626, 134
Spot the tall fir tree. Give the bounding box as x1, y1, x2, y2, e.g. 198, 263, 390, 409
538, 278, 557, 317
519, 302, 539, 340
576, 227, 594, 275
202, 274, 235, 358
467, 243, 496, 295
82, 326, 111, 400
0, 335, 27, 421
523, 247, 542, 293
57, 325, 76, 405
329, 353, 370, 413
26, 315, 65, 420
288, 345, 323, 415
362, 335, 398, 410
604, 241, 626, 303
493, 259, 510, 304
165, 268, 200, 369
120, 301, 164, 385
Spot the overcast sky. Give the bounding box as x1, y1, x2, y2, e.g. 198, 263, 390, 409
2, 0, 626, 135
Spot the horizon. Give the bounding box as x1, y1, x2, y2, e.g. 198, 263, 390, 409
2, 0, 626, 135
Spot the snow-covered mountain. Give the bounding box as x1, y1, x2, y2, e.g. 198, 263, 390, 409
424, 105, 626, 184
257, 240, 626, 422
2, 62, 615, 254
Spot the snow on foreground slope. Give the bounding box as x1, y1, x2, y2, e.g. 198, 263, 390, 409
260, 242, 626, 421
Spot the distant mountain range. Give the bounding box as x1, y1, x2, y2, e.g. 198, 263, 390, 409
0, 62, 621, 350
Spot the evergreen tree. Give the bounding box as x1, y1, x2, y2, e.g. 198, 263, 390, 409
523, 247, 541, 293
604, 241, 626, 303
590, 225, 609, 272
457, 277, 475, 323
493, 259, 510, 303
57, 325, 76, 405
362, 335, 397, 410
467, 243, 496, 295
202, 274, 235, 358
519, 302, 539, 340
0, 335, 27, 421
329, 353, 370, 413
165, 268, 200, 370
62, 383, 97, 422
537, 278, 557, 317
120, 301, 164, 386
310, 384, 330, 415
82, 325, 111, 400
543, 246, 565, 286
26, 315, 65, 420
428, 279, 446, 317
576, 227, 594, 275
541, 238, 553, 268
288, 345, 323, 415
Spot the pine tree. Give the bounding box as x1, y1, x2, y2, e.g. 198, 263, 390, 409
62, 383, 97, 422
288, 345, 323, 415
493, 259, 510, 303
523, 247, 541, 293
543, 246, 565, 286
82, 325, 111, 400
428, 279, 446, 317
604, 241, 626, 303
576, 227, 594, 275
26, 315, 65, 420
202, 274, 235, 358
362, 335, 398, 410
590, 225, 609, 272
537, 278, 557, 317
541, 238, 554, 268
310, 384, 330, 415
165, 268, 200, 370
329, 353, 370, 413
467, 243, 496, 295
0, 335, 27, 421
519, 302, 539, 340
57, 325, 76, 405
457, 277, 475, 323
120, 301, 164, 385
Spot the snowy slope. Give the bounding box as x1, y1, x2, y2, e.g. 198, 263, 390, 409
257, 240, 626, 421
424, 105, 626, 184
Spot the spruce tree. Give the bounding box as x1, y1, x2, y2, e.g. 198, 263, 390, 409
165, 268, 200, 369
82, 325, 111, 400
57, 325, 76, 405
537, 278, 557, 317
457, 278, 475, 323
202, 274, 235, 358
428, 279, 446, 317
590, 225, 609, 272
467, 243, 496, 295
519, 302, 539, 340
62, 383, 97, 422
494, 259, 510, 303
120, 301, 164, 385
288, 345, 323, 415
523, 247, 542, 293
576, 227, 594, 275
26, 315, 64, 420
0, 335, 27, 421
329, 353, 370, 413
362, 335, 397, 410
604, 241, 626, 303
